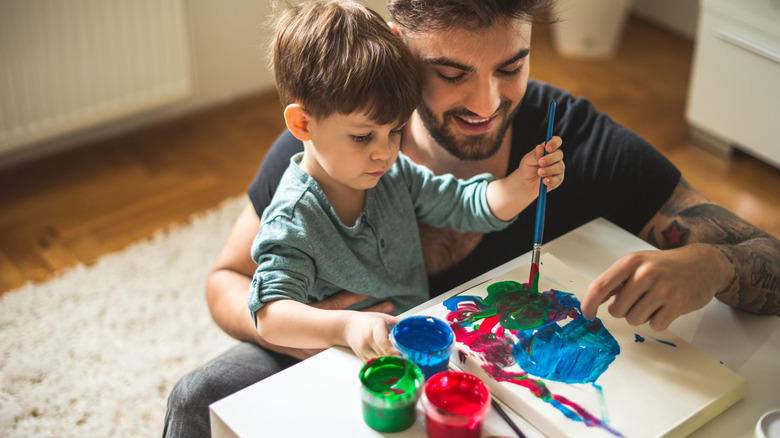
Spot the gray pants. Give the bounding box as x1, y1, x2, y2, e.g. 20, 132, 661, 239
163, 342, 300, 438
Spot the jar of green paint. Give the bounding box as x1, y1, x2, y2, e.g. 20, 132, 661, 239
359, 356, 424, 432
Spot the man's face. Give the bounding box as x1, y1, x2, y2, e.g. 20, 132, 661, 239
404, 18, 532, 161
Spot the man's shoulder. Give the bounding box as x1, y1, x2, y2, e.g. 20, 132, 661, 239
525, 80, 570, 105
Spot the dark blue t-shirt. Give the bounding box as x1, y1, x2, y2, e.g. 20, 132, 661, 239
248, 80, 681, 296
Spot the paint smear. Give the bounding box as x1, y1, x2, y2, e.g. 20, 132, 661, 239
635, 333, 677, 347
529, 263, 540, 295
443, 280, 623, 437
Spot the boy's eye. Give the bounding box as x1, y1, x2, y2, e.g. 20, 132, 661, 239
390, 128, 403, 136
351, 134, 371, 143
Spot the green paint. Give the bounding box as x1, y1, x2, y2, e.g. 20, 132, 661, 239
359, 356, 423, 432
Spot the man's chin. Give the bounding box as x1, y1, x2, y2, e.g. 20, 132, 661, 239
438, 122, 508, 161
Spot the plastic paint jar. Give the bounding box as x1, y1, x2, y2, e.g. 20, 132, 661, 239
422, 371, 491, 438
359, 356, 424, 432
391, 315, 454, 380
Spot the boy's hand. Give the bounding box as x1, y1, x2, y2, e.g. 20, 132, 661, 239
343, 312, 400, 361
520, 135, 564, 195
486, 136, 564, 221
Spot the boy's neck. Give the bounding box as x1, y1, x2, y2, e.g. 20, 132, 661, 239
299, 149, 367, 227
401, 112, 513, 179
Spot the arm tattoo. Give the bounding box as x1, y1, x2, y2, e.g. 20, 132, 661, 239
676, 204, 780, 315
661, 220, 690, 248
651, 180, 780, 315
716, 243, 780, 314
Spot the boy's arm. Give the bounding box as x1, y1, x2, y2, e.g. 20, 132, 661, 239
255, 299, 400, 361
486, 136, 564, 221
206, 203, 394, 359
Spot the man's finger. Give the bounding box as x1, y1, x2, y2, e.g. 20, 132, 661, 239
582, 259, 636, 319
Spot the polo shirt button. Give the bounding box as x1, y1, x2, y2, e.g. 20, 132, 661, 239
380, 238, 386, 249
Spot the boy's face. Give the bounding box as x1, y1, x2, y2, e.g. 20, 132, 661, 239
403, 18, 532, 161
302, 112, 403, 191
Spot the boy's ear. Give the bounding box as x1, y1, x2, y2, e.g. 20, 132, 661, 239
284, 104, 312, 141
387, 21, 401, 37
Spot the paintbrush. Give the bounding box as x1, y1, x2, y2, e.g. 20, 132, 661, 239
492, 398, 527, 438
529, 100, 556, 294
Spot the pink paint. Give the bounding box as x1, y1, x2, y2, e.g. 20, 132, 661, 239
529, 262, 539, 284
422, 372, 491, 438
529, 263, 540, 294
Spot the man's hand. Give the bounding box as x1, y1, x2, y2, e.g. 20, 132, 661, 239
580, 244, 730, 331
584, 178, 780, 331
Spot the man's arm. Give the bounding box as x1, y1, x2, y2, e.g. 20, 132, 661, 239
206, 202, 394, 359
581, 179, 780, 330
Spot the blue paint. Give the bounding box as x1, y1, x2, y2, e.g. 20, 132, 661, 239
444, 282, 624, 437
635, 333, 677, 347
442, 295, 486, 312
652, 337, 677, 347
513, 317, 620, 384
391, 316, 454, 379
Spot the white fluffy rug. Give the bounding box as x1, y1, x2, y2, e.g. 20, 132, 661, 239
0, 197, 245, 437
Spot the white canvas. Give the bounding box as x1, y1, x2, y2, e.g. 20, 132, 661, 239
417, 255, 748, 438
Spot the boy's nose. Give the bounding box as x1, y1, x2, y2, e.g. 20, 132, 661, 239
372, 139, 392, 161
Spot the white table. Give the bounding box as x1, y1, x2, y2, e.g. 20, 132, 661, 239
210, 218, 780, 438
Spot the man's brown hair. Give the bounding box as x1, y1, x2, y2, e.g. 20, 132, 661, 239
270, 0, 421, 126
387, 0, 555, 33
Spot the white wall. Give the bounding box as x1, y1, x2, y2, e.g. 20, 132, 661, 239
1, 0, 395, 167
1, 0, 695, 167
632, 0, 699, 40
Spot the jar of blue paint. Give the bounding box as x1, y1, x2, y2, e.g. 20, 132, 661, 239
391, 315, 454, 380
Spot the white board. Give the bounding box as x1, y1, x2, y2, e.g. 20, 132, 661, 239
417, 255, 748, 438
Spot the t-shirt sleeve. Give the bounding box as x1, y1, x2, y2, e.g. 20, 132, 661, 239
397, 154, 511, 232
247, 216, 315, 327
248, 130, 304, 218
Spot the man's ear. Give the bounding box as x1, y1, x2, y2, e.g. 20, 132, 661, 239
284, 104, 312, 141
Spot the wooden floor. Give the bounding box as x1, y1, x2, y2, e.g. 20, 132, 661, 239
1, 16, 779, 296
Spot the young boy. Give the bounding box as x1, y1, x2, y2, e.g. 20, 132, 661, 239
249, 0, 564, 361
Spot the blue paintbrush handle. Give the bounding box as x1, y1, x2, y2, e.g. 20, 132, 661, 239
533, 100, 556, 246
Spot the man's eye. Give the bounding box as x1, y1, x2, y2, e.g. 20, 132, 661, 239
351, 134, 371, 142
498, 65, 523, 76
437, 72, 464, 83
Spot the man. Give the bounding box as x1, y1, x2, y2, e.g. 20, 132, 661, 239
164, 1, 780, 436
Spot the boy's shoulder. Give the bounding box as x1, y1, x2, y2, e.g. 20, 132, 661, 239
261, 160, 327, 226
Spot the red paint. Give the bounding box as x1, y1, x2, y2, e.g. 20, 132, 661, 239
423, 372, 491, 438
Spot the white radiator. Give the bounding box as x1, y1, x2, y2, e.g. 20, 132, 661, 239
0, 0, 193, 155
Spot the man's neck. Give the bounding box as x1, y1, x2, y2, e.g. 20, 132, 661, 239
401, 113, 512, 179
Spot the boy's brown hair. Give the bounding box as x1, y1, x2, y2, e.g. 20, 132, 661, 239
387, 0, 555, 33
270, 0, 421, 126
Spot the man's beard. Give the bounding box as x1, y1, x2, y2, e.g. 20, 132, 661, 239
417, 99, 520, 161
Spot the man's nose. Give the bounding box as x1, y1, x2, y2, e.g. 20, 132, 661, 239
465, 74, 501, 118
